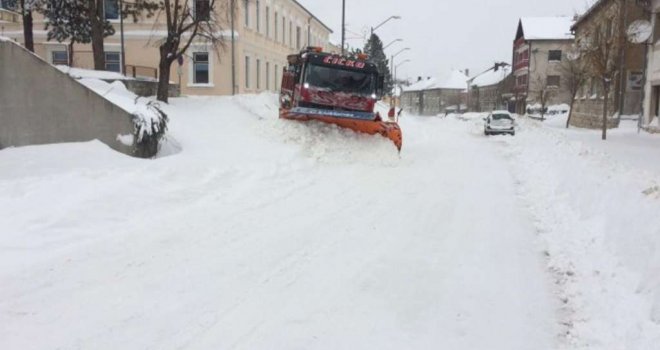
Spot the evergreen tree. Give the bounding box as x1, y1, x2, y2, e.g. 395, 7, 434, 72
363, 33, 393, 95
43, 0, 114, 67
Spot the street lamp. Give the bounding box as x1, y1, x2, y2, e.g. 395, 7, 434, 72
394, 59, 410, 86
371, 15, 402, 35
383, 38, 402, 50
390, 47, 410, 81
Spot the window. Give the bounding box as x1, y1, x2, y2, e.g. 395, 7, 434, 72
547, 75, 560, 88
274, 64, 278, 89
105, 52, 121, 72
104, 0, 119, 20
304, 64, 376, 96
194, 0, 210, 21
296, 26, 301, 49
256, 0, 260, 32
289, 21, 292, 47
275, 12, 278, 41
52, 50, 68, 65
282, 16, 286, 43
628, 71, 643, 91
245, 56, 250, 88
266, 62, 270, 90
548, 50, 562, 62
256, 59, 261, 89
655, 13, 660, 44
193, 52, 209, 84
266, 6, 270, 37
244, 0, 249, 27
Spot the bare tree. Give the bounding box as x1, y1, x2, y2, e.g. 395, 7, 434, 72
582, 6, 623, 140
530, 75, 554, 120
134, 0, 231, 103
562, 50, 589, 128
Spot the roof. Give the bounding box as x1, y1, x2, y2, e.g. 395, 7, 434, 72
403, 70, 468, 92
404, 77, 438, 92
470, 67, 509, 88
518, 17, 574, 40
434, 70, 468, 90
292, 1, 333, 34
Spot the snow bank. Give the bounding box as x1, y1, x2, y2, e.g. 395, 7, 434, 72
494, 118, 660, 348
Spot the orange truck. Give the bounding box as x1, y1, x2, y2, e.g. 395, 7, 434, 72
279, 47, 402, 151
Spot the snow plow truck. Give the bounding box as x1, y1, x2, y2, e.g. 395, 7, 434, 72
279, 47, 403, 151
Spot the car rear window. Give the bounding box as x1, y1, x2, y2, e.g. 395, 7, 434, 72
492, 114, 512, 120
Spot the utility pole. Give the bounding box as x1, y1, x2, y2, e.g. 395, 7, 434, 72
618, 0, 629, 118
341, 0, 345, 55
231, 0, 236, 95
120, 0, 125, 75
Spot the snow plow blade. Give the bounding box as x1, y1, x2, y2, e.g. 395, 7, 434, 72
280, 107, 403, 151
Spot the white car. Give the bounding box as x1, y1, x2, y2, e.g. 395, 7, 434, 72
484, 111, 515, 136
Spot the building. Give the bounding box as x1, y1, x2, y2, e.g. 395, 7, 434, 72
467, 66, 512, 112
571, 0, 646, 128
642, 0, 660, 128
400, 70, 467, 116
0, 0, 332, 96
510, 17, 574, 114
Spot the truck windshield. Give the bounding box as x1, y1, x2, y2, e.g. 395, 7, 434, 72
304, 64, 375, 96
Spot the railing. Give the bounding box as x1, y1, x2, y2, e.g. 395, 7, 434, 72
124, 65, 158, 80
0, 8, 20, 23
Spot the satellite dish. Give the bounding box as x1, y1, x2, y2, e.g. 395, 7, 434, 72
566, 49, 581, 61
627, 20, 652, 44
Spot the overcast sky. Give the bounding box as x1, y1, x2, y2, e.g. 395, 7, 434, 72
298, 0, 596, 81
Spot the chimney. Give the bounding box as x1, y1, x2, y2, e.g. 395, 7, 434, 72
417, 76, 422, 82
465, 69, 470, 77
427, 76, 431, 80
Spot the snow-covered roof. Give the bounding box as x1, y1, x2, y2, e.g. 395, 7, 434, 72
519, 17, 574, 40
404, 77, 438, 92
470, 67, 509, 88
403, 70, 469, 93
433, 70, 468, 90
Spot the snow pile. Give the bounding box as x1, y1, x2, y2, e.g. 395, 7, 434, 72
494, 118, 660, 349
0, 36, 11, 42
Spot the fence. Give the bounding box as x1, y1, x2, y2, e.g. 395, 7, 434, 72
125, 65, 158, 80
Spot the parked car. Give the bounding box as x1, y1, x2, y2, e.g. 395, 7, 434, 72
484, 111, 515, 136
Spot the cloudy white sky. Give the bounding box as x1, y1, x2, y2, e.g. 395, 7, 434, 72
298, 0, 596, 81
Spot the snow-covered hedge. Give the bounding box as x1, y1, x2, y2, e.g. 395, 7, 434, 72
72, 77, 168, 158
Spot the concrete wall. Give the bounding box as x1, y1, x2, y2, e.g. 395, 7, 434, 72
0, 40, 146, 157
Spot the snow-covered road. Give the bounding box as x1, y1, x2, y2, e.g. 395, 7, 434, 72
3, 95, 652, 349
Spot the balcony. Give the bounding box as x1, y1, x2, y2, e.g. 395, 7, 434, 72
513, 59, 529, 72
